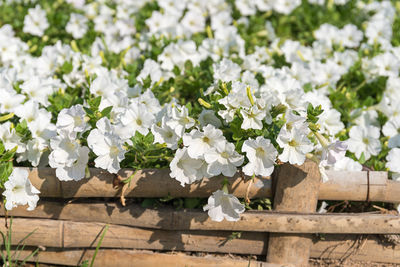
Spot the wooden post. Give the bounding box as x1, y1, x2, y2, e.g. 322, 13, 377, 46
267, 160, 321, 266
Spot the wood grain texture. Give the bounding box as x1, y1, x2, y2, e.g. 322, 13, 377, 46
20, 167, 399, 202
11, 249, 281, 267
3, 219, 400, 264
267, 161, 321, 266
0, 218, 267, 255
3, 202, 400, 234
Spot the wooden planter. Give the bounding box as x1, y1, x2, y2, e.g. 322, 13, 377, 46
3, 162, 400, 267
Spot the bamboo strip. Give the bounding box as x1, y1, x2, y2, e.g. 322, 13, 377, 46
0, 218, 267, 255
4, 202, 400, 234
11, 249, 278, 267
2, 218, 400, 264
22, 168, 398, 202
266, 161, 321, 266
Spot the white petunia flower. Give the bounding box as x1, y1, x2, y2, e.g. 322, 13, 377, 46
317, 140, 348, 182
183, 124, 226, 159
48, 134, 80, 168
19, 77, 54, 107
277, 128, 314, 165
166, 106, 195, 136
204, 141, 244, 177
119, 103, 155, 137
213, 58, 241, 82
56, 104, 89, 138
242, 136, 278, 177
0, 88, 25, 113
382, 116, 400, 148
55, 146, 90, 181
169, 147, 207, 186
87, 118, 126, 174
386, 148, 400, 173
2, 168, 40, 211
16, 139, 44, 167
240, 106, 265, 130
23, 5, 49, 36
203, 190, 245, 222
66, 13, 88, 39
151, 117, 180, 149
320, 140, 347, 166
0, 122, 25, 153
198, 109, 222, 128
333, 157, 362, 171
347, 125, 381, 160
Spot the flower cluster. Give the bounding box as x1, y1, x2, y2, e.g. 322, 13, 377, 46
0, 0, 399, 220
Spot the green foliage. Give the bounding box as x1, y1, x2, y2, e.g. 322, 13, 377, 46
0, 218, 39, 267
123, 132, 173, 169
0, 143, 17, 189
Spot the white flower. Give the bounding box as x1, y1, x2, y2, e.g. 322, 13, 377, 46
169, 147, 206, 186
333, 157, 362, 171
0, 121, 25, 153
320, 140, 347, 166
23, 5, 49, 36
89, 73, 118, 100
242, 136, 277, 177
66, 13, 88, 39
204, 141, 244, 177
213, 58, 241, 82
56, 104, 89, 138
347, 125, 381, 160
19, 77, 54, 107
382, 116, 400, 148
240, 106, 265, 130
203, 190, 245, 222
198, 109, 222, 128
318, 139, 348, 182
55, 146, 89, 181
277, 128, 314, 165
3, 168, 40, 211
119, 103, 155, 137
16, 139, 44, 167
151, 117, 180, 149
48, 134, 80, 167
318, 201, 329, 213
386, 148, 400, 173
183, 124, 226, 159
87, 118, 126, 174
166, 106, 195, 136
0, 88, 25, 113
318, 109, 345, 136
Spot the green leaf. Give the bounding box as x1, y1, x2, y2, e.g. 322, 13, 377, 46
100, 106, 113, 118
1, 146, 17, 162
60, 61, 73, 74
15, 120, 28, 134
83, 107, 95, 116
89, 96, 102, 109
359, 152, 366, 164
0, 162, 13, 187
0, 141, 4, 155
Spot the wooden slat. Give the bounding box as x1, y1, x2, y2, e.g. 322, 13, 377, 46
266, 161, 321, 266
12, 249, 279, 267
26, 167, 271, 198
0, 218, 267, 255
22, 167, 399, 202
3, 218, 400, 264
4, 202, 400, 234
311, 234, 400, 263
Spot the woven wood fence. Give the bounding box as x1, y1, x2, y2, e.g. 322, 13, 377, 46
3, 161, 400, 266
